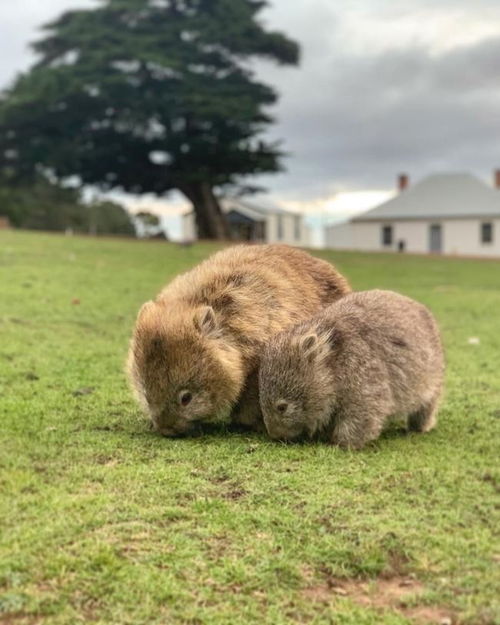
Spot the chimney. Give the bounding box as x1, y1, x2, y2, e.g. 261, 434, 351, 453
398, 173, 409, 192
494, 169, 500, 189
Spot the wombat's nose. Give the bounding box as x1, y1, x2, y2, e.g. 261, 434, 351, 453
266, 423, 290, 442
275, 400, 288, 414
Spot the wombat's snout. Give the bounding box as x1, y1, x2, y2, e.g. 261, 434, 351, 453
156, 423, 192, 437
265, 422, 288, 441
152, 411, 193, 437
263, 401, 292, 440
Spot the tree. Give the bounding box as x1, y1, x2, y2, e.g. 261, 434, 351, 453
88, 200, 136, 236
0, 0, 299, 239
0, 177, 135, 236
0, 178, 85, 231
134, 210, 167, 238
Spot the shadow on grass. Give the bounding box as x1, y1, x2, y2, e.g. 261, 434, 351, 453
91, 411, 423, 454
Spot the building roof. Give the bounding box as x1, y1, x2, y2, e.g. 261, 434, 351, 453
183, 197, 298, 221
352, 173, 500, 222
221, 197, 294, 220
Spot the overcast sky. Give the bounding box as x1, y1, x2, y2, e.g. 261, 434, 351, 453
1, 0, 500, 228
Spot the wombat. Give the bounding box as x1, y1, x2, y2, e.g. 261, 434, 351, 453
127, 244, 351, 436
259, 290, 444, 449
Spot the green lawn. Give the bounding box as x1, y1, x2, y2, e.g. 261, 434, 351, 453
1, 231, 499, 625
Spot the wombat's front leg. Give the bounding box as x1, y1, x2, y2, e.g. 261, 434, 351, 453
331, 407, 385, 450
408, 395, 439, 433
230, 370, 265, 432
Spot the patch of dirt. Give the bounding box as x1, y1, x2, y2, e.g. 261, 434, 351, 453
302, 576, 457, 624
94, 454, 119, 467
481, 473, 500, 493
209, 473, 231, 484
222, 487, 247, 500
208, 473, 247, 500
70, 591, 104, 622
0, 613, 42, 625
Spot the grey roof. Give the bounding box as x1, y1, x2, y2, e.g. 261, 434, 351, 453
183, 197, 296, 221
222, 197, 293, 218
353, 173, 500, 222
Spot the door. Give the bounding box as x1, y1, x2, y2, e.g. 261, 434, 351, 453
429, 224, 442, 253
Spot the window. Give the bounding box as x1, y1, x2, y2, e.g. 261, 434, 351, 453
481, 222, 493, 244
382, 225, 393, 247
294, 216, 301, 241
277, 215, 284, 240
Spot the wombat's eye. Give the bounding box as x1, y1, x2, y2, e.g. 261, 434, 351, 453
179, 390, 193, 407
275, 400, 289, 415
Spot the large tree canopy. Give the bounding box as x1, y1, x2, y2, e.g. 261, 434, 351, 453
0, 0, 299, 238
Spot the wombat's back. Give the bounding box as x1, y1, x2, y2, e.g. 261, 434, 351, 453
161, 244, 349, 305
158, 244, 351, 363
324, 290, 444, 412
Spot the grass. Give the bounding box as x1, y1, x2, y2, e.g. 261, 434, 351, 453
0, 230, 499, 625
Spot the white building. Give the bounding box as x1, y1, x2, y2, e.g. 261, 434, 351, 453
182, 197, 310, 247
326, 172, 500, 257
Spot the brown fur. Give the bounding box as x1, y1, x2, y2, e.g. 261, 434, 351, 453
127, 244, 351, 435
259, 290, 445, 449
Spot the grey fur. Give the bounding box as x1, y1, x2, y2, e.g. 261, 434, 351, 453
259, 290, 445, 449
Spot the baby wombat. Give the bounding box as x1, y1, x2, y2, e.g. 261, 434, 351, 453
259, 290, 444, 449
127, 244, 350, 436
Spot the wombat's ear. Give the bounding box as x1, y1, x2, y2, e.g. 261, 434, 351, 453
137, 300, 155, 319
195, 306, 219, 336
300, 334, 318, 353
134, 301, 158, 338
300, 333, 330, 362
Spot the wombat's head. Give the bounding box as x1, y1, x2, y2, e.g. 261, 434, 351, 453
127, 301, 244, 436
259, 326, 338, 441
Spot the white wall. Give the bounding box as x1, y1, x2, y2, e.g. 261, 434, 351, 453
351, 222, 383, 251
443, 219, 500, 256
265, 214, 307, 246
283, 214, 295, 244
266, 213, 279, 243
182, 212, 196, 241
325, 222, 353, 250
392, 221, 429, 253
182, 211, 309, 247
326, 218, 500, 257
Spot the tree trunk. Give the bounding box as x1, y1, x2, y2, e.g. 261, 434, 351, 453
179, 181, 230, 240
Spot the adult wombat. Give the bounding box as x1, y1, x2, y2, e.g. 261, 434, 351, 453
259, 290, 444, 449
127, 244, 350, 436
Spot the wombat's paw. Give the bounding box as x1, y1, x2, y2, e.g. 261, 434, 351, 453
420, 415, 437, 433
231, 401, 264, 432
330, 433, 364, 451
408, 405, 437, 433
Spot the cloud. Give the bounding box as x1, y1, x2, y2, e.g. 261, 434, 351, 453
0, 1, 97, 89
0, 0, 499, 207
253, 1, 500, 200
